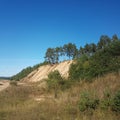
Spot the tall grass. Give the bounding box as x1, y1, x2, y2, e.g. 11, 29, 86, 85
0, 73, 120, 120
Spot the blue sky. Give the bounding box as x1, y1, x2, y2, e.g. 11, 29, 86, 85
0, 0, 120, 76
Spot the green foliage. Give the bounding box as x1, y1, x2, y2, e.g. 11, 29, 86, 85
100, 89, 112, 110
0, 77, 10, 80
47, 70, 71, 90
45, 48, 56, 64
47, 70, 71, 97
32, 61, 49, 70
45, 43, 78, 63
108, 40, 120, 56
78, 92, 99, 112
69, 55, 91, 80
112, 34, 119, 41
97, 35, 111, 50
69, 39, 120, 80
99, 90, 120, 113
89, 40, 120, 77
112, 90, 120, 112
11, 61, 49, 81
58, 80, 71, 91
48, 70, 63, 81
63, 43, 78, 59
11, 34, 120, 82
11, 66, 33, 81
47, 70, 63, 98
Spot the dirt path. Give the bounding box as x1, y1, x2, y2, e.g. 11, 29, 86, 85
0, 80, 10, 91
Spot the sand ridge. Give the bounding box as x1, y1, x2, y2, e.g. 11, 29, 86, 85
22, 60, 73, 82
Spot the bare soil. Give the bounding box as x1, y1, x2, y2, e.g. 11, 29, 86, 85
0, 80, 9, 91
22, 60, 73, 82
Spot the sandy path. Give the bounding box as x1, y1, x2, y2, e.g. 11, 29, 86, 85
0, 80, 9, 91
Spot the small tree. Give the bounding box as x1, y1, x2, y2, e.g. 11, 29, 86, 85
47, 70, 63, 98
112, 34, 119, 41
63, 43, 78, 60
45, 48, 55, 64
97, 35, 111, 50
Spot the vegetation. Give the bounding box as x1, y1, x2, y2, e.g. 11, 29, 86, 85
0, 73, 120, 120
78, 92, 99, 112
11, 61, 49, 81
69, 34, 120, 80
0, 77, 10, 80
112, 90, 120, 112
11, 34, 120, 81
47, 70, 63, 98
47, 70, 71, 98
5, 34, 120, 119
11, 66, 33, 81
45, 43, 77, 64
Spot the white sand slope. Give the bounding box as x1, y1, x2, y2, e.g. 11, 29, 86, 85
22, 60, 73, 82
0, 80, 9, 91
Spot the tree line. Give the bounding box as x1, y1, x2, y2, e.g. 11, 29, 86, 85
44, 34, 119, 64
46, 34, 120, 98
44, 43, 77, 64
69, 34, 120, 80
11, 34, 120, 81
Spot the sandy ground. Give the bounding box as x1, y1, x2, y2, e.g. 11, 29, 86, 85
22, 60, 73, 82
0, 80, 10, 91
0, 61, 73, 92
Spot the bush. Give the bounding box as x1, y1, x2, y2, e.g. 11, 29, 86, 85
47, 70, 63, 98
112, 90, 120, 112
47, 70, 63, 89
48, 70, 63, 81
47, 70, 71, 97
69, 40, 120, 81
78, 92, 99, 112
69, 55, 90, 80
58, 80, 71, 91
100, 90, 112, 110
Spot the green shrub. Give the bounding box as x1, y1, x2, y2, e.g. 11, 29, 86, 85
47, 70, 63, 98
100, 90, 112, 110
47, 70, 63, 89
69, 40, 120, 81
47, 70, 71, 97
69, 55, 90, 80
78, 92, 99, 112
58, 80, 71, 91
48, 70, 63, 81
112, 90, 120, 112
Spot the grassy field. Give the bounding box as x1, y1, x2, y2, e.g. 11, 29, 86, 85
0, 73, 120, 120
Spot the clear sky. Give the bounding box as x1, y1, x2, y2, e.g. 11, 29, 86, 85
0, 0, 120, 76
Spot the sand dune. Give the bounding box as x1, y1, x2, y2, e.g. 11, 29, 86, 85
22, 60, 73, 82
0, 80, 9, 91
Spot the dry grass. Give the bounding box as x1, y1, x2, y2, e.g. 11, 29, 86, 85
0, 73, 120, 120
